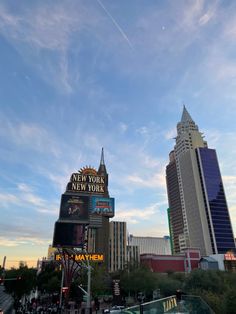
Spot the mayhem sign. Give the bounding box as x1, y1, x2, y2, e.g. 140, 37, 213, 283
67, 171, 106, 194
55, 253, 104, 262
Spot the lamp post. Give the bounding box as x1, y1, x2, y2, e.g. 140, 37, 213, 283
78, 261, 92, 314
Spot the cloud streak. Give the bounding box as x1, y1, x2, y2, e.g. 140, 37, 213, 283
96, 0, 133, 50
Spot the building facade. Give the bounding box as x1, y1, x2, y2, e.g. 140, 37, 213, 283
141, 248, 201, 273
166, 107, 235, 256
128, 235, 171, 255
109, 221, 127, 272
126, 245, 140, 265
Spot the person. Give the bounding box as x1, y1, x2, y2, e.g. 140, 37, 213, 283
94, 297, 100, 313
176, 289, 183, 302
0, 308, 3, 314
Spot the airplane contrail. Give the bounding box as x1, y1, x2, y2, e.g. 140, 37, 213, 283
96, 0, 133, 50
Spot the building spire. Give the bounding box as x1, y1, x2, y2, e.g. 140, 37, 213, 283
100, 147, 105, 166
98, 147, 107, 175
181, 105, 194, 123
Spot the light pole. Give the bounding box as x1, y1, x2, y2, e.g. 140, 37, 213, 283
86, 264, 91, 312
78, 260, 92, 314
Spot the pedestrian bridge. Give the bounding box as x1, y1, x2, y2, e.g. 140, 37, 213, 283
122, 295, 215, 314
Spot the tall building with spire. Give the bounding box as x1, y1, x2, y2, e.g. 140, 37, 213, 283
53, 148, 114, 269
166, 107, 235, 256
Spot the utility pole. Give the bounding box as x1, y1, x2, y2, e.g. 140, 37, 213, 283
0, 257, 6, 282
2, 257, 6, 269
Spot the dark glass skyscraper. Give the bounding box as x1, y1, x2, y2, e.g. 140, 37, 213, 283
166, 107, 235, 255
196, 148, 235, 254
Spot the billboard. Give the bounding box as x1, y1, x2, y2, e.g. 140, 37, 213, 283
66, 171, 106, 194
53, 222, 85, 248
59, 194, 89, 222
90, 197, 114, 217
55, 253, 104, 262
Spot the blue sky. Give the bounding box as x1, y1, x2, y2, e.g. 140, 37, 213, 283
1, 0, 236, 267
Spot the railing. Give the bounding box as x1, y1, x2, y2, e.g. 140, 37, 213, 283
0, 285, 14, 314
121, 294, 215, 314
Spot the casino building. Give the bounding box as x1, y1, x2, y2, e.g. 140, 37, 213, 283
166, 107, 236, 256
52, 149, 114, 269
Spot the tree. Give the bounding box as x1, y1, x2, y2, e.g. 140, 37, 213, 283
4, 265, 37, 299
119, 264, 156, 300
184, 269, 223, 294
224, 289, 236, 314
37, 262, 61, 294
157, 276, 183, 297
91, 264, 111, 296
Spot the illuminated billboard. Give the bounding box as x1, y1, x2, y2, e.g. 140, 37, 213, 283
53, 222, 85, 248
66, 169, 106, 194
55, 253, 104, 262
91, 197, 114, 217
59, 194, 89, 222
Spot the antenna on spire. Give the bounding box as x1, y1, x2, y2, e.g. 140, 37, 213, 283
100, 147, 105, 166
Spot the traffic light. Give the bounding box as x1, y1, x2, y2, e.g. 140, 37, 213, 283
0, 277, 4, 284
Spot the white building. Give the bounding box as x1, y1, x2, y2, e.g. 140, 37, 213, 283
128, 235, 171, 255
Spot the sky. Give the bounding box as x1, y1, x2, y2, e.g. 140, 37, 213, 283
1, 0, 236, 268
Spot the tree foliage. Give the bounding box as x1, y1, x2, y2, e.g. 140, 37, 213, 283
91, 264, 111, 296
3, 259, 236, 314
4, 264, 37, 299
36, 262, 61, 294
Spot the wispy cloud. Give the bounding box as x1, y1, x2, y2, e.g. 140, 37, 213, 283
0, 2, 90, 92
125, 171, 166, 190
119, 122, 128, 133
0, 117, 60, 157
0, 236, 50, 247
113, 202, 160, 224
0, 183, 58, 216
164, 128, 176, 140
0, 193, 18, 206
113, 202, 169, 237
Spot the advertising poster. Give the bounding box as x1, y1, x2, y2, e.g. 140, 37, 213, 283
59, 194, 89, 222
53, 222, 85, 248
90, 197, 114, 217
112, 279, 122, 305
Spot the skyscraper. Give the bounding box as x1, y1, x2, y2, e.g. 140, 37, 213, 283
166, 107, 235, 256
109, 221, 127, 272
